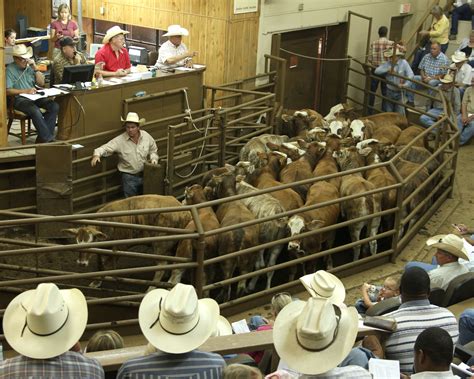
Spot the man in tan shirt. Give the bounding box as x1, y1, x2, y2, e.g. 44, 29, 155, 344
458, 76, 474, 145
91, 112, 158, 197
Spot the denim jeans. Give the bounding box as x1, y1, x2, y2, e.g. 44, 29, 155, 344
451, 4, 474, 35
339, 347, 374, 369
419, 108, 444, 128
383, 88, 406, 115
406, 75, 440, 104
13, 96, 59, 142
121, 172, 143, 198
355, 299, 369, 315
405, 257, 438, 272
457, 114, 474, 145
369, 72, 387, 114
459, 308, 474, 345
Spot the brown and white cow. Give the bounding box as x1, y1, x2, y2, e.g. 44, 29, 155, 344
239, 134, 290, 168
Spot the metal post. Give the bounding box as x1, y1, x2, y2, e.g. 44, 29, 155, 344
388, 160, 405, 262
217, 111, 226, 167
166, 126, 176, 195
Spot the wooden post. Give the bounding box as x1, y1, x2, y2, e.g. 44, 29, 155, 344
0, 0, 7, 147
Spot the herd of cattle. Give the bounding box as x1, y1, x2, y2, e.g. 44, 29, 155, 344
64, 105, 442, 301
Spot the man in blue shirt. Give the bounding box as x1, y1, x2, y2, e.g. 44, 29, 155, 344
6, 44, 59, 143
375, 48, 414, 115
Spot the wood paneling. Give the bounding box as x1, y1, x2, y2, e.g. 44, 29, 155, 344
0, 0, 6, 146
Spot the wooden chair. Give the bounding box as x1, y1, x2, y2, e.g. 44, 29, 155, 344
6, 95, 37, 145
147, 51, 158, 66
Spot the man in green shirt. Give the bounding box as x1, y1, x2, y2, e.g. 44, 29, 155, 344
52, 36, 86, 84
6, 44, 59, 143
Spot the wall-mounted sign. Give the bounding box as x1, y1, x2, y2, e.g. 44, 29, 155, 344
234, 0, 258, 14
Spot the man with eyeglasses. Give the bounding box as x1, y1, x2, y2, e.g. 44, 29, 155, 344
94, 25, 131, 77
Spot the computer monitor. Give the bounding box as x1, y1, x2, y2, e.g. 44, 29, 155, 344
62, 64, 95, 85
89, 43, 102, 59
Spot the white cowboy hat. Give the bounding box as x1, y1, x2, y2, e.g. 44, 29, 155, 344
121, 112, 145, 126
103, 25, 129, 44
138, 283, 219, 354
211, 316, 233, 337
384, 48, 405, 58
11, 44, 33, 59
439, 73, 454, 84
273, 297, 358, 375
3, 283, 87, 359
426, 233, 470, 260
163, 24, 189, 37
452, 51, 468, 63
300, 270, 346, 305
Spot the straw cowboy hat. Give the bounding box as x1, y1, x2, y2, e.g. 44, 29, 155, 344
3, 283, 87, 359
384, 48, 405, 58
426, 233, 470, 260
121, 112, 145, 126
273, 297, 358, 375
138, 283, 219, 354
103, 25, 129, 44
299, 270, 346, 305
440, 73, 454, 84
212, 316, 233, 337
11, 44, 33, 59
452, 51, 468, 63
163, 24, 189, 37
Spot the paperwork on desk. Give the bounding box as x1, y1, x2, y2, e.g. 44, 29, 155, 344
368, 358, 400, 379
231, 319, 251, 334
175, 64, 206, 72
20, 87, 68, 100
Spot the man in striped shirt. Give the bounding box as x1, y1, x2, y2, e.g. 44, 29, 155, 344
383, 267, 459, 374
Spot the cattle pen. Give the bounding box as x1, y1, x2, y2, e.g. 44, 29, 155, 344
0, 56, 460, 346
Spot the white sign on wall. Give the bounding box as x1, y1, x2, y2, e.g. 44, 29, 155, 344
234, 0, 258, 14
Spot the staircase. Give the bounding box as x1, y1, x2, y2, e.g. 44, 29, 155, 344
446, 20, 473, 58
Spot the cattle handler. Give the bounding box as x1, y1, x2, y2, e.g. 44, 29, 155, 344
91, 112, 158, 198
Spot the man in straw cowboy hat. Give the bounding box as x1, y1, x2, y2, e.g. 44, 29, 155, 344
374, 47, 413, 115
449, 50, 472, 97
94, 25, 131, 77
6, 44, 59, 143
117, 283, 226, 378
155, 24, 197, 68
458, 75, 474, 145
0, 282, 104, 378
91, 112, 158, 198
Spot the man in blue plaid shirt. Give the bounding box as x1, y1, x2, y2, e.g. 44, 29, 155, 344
406, 42, 449, 106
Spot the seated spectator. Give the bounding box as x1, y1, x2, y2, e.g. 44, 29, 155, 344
355, 276, 400, 315
271, 296, 371, 378
406, 327, 457, 378
449, 1, 474, 41
449, 51, 472, 98
406, 42, 449, 107
458, 30, 474, 68
300, 270, 346, 305
458, 76, 474, 145
224, 364, 263, 379
419, 74, 461, 129
117, 283, 225, 378
85, 329, 124, 353
0, 283, 104, 378
459, 308, 474, 346
383, 267, 459, 374
53, 36, 86, 84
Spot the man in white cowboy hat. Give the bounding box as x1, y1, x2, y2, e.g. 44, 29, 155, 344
155, 24, 197, 68
272, 296, 371, 378
419, 73, 461, 128
383, 267, 458, 374
449, 50, 472, 96
6, 44, 59, 143
91, 112, 158, 198
0, 282, 104, 378
94, 25, 131, 77
374, 47, 414, 115
458, 75, 474, 145
299, 270, 346, 306
117, 283, 226, 379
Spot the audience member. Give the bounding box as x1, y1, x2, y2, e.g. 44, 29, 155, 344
449, 1, 474, 41
458, 29, 474, 67
407, 327, 457, 378
367, 26, 393, 113
383, 267, 459, 374
6, 44, 59, 143
95, 26, 131, 77
419, 74, 461, 129
155, 25, 197, 68
52, 36, 87, 84
91, 112, 158, 198
458, 76, 474, 145
4, 28, 16, 65
0, 283, 104, 378
271, 297, 371, 378
374, 48, 413, 115
117, 283, 226, 378
450, 51, 472, 97
407, 42, 449, 107
223, 364, 263, 379
85, 329, 124, 353
355, 276, 400, 315
300, 270, 346, 305
50, 3, 79, 58
459, 308, 474, 345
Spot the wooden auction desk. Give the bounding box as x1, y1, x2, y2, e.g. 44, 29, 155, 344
56, 68, 205, 140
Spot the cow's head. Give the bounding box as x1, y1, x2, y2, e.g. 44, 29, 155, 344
328, 121, 343, 137
235, 161, 255, 176
333, 147, 364, 171
349, 119, 366, 141
183, 184, 206, 205
287, 216, 325, 257
63, 227, 108, 266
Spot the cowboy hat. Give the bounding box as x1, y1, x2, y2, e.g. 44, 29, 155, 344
3, 283, 87, 359
59, 36, 77, 48
299, 270, 346, 305
138, 283, 219, 354
452, 51, 468, 63
11, 44, 33, 59
121, 112, 145, 126
440, 74, 454, 84
163, 24, 189, 37
273, 297, 358, 375
212, 316, 233, 337
103, 25, 129, 44
426, 234, 470, 260
384, 48, 405, 58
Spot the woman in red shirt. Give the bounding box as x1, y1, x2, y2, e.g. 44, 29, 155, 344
50, 3, 79, 57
